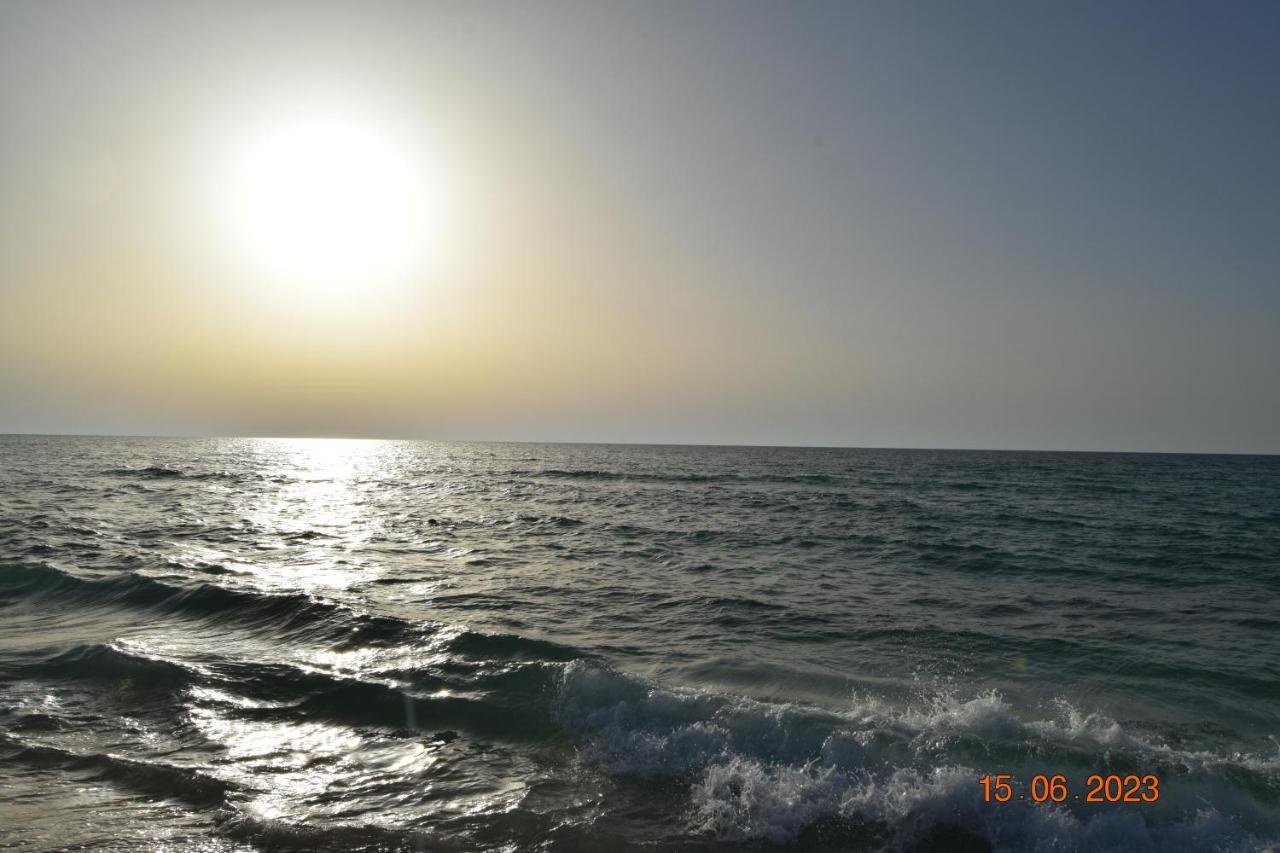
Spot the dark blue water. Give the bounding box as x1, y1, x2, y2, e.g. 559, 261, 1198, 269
1, 436, 1277, 851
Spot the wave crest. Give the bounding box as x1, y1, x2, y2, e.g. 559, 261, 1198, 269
553, 662, 1280, 850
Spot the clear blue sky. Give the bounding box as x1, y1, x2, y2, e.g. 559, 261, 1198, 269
1, 1, 1277, 452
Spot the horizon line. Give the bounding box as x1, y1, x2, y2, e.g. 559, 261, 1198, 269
1, 431, 1275, 458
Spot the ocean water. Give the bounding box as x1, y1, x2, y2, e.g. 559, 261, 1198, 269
1, 436, 1277, 852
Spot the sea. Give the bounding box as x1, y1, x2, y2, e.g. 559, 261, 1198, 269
1, 435, 1277, 852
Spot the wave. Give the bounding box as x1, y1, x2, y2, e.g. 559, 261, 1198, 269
525, 468, 843, 486
16, 633, 571, 743
443, 628, 583, 662
6, 624, 1277, 850
27, 641, 196, 692
0, 563, 598, 669
105, 465, 292, 485
552, 662, 1280, 850
0, 731, 458, 852
0, 562, 417, 647
106, 464, 189, 478
219, 815, 446, 853
0, 733, 233, 808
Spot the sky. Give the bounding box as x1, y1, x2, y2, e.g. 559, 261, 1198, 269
1, 1, 1277, 453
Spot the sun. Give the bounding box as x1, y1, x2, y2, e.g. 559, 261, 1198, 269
223, 114, 441, 287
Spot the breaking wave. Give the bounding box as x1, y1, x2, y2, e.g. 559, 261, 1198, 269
554, 662, 1280, 851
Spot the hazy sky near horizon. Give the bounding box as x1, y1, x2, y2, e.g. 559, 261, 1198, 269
2, 1, 1278, 452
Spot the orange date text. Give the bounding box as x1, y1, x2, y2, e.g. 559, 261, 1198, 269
979, 773, 1160, 804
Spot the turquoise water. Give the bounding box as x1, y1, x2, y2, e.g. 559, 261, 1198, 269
1, 436, 1277, 851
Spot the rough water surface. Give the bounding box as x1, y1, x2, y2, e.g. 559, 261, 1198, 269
1, 436, 1277, 851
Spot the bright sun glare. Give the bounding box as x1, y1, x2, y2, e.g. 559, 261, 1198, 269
224, 115, 441, 287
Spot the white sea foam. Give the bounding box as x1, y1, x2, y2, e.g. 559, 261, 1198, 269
555, 661, 1280, 851
690, 758, 846, 844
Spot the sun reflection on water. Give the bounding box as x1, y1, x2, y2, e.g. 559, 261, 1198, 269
238, 438, 397, 592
